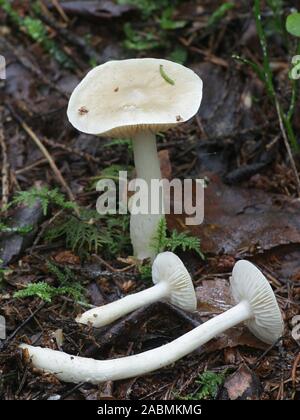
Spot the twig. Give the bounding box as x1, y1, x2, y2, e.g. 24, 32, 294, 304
164, 302, 202, 328
291, 352, 300, 388
50, 0, 69, 23
92, 254, 136, 273
6, 104, 79, 212
83, 302, 202, 358
60, 382, 85, 400
0, 124, 10, 207
0, 302, 46, 351
42, 137, 101, 164
250, 336, 282, 369
37, 5, 98, 62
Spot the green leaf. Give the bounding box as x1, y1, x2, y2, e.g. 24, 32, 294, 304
12, 186, 77, 216
207, 2, 234, 27
159, 7, 186, 30
123, 23, 161, 51
151, 218, 205, 259
168, 46, 188, 64
286, 12, 300, 37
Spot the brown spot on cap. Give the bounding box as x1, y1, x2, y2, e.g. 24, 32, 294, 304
78, 106, 89, 115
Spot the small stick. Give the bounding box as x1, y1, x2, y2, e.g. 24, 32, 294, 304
6, 104, 79, 213
0, 124, 10, 207
50, 0, 69, 23
42, 137, 101, 164
291, 352, 300, 388
0, 302, 46, 351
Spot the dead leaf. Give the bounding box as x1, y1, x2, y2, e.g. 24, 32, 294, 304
58, 1, 136, 20
218, 364, 262, 400
54, 250, 80, 265
168, 174, 300, 256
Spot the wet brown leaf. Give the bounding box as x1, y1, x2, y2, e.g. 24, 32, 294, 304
218, 364, 262, 400
168, 174, 300, 256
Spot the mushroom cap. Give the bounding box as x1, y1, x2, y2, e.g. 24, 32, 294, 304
67, 58, 203, 137
152, 252, 197, 312
231, 260, 284, 344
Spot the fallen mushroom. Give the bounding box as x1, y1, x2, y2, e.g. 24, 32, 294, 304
76, 251, 197, 328
67, 58, 203, 260
20, 260, 283, 384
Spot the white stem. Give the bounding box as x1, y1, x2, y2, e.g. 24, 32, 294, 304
130, 131, 164, 261
21, 301, 252, 384
77, 282, 169, 327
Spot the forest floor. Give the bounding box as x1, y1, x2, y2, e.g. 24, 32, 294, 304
0, 0, 300, 400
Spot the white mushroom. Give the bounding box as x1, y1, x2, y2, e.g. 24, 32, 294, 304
20, 260, 283, 384
67, 58, 203, 260
77, 252, 197, 327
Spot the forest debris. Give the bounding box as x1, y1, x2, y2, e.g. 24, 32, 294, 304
6, 105, 78, 210
168, 174, 300, 256
196, 279, 233, 313
57, 1, 136, 20
0, 201, 45, 266
0, 124, 10, 207
54, 251, 80, 265
218, 364, 262, 400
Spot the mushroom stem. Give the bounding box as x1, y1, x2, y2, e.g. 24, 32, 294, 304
77, 282, 169, 327
21, 301, 252, 384
131, 131, 164, 261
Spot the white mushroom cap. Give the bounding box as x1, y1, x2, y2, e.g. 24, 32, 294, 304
152, 252, 197, 312
67, 58, 203, 137
231, 260, 284, 344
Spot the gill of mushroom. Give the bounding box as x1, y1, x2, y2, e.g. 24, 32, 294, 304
67, 58, 203, 261
76, 252, 197, 328
20, 260, 284, 385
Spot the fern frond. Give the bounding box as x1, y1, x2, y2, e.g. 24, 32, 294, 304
14, 263, 85, 303
12, 186, 77, 215
151, 217, 204, 259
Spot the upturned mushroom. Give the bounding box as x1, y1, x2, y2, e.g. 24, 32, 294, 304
76, 252, 197, 328
67, 58, 203, 260
20, 260, 283, 384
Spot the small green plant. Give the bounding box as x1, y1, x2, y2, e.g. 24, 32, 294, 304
159, 7, 186, 30
0, 222, 33, 235
123, 23, 162, 51
138, 263, 152, 282
0, 259, 11, 283
119, 1, 183, 53
207, 2, 234, 27
152, 218, 204, 258
286, 12, 300, 38
233, 1, 299, 151
12, 186, 77, 216
184, 371, 226, 400
45, 212, 130, 257
91, 164, 132, 185
104, 138, 133, 152
14, 262, 85, 303
168, 46, 188, 64
117, 0, 172, 19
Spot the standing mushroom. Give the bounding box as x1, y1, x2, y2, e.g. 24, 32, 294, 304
20, 260, 283, 384
76, 252, 197, 327
67, 58, 203, 260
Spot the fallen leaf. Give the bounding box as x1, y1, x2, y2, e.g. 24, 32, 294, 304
58, 1, 136, 20
168, 174, 300, 256
218, 364, 262, 400
54, 250, 80, 265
